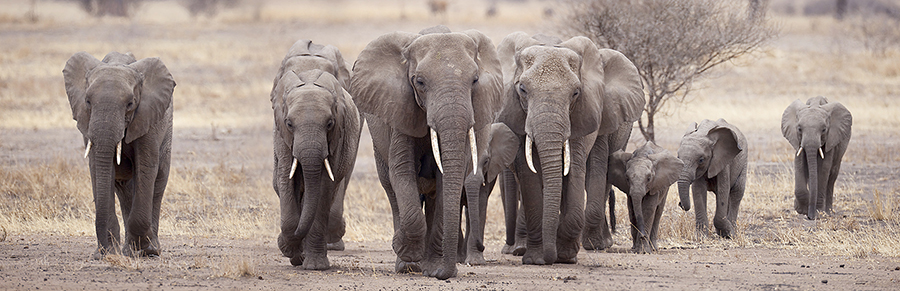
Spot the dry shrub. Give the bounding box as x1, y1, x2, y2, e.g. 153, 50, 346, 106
214, 255, 258, 279
103, 254, 142, 270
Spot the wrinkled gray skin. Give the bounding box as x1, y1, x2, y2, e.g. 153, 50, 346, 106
609, 142, 683, 253
502, 122, 631, 255
676, 119, 747, 238
781, 96, 852, 220
64, 52, 175, 259
460, 123, 518, 265
271, 40, 360, 270
351, 26, 503, 279
496, 32, 644, 265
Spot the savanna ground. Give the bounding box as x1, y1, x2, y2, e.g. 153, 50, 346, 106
1, 0, 899, 289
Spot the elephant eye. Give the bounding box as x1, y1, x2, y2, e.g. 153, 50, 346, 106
414, 76, 425, 87
472, 75, 479, 84
517, 83, 527, 96
698, 157, 704, 164
326, 118, 334, 130
285, 119, 293, 129
572, 88, 580, 98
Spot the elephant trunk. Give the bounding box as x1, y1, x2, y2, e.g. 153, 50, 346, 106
677, 166, 694, 211
87, 119, 125, 255
435, 124, 467, 279
464, 174, 484, 253
293, 130, 329, 238
630, 190, 648, 253
534, 131, 565, 264
805, 149, 819, 220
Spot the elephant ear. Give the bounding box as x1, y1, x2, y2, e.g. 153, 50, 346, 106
63, 52, 102, 135
781, 99, 804, 150
273, 70, 305, 146
560, 37, 645, 137
485, 123, 519, 182
608, 150, 632, 194
649, 153, 684, 194
496, 32, 542, 135
125, 57, 175, 143
464, 29, 505, 132
351, 31, 425, 137
823, 101, 852, 152
707, 125, 742, 179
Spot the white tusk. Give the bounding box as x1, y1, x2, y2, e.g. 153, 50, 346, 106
431, 128, 443, 174
469, 128, 478, 176
324, 158, 335, 182
525, 135, 537, 173
818, 148, 824, 159
84, 140, 92, 159
563, 139, 570, 176
796, 147, 803, 157
116, 141, 122, 165
289, 158, 298, 180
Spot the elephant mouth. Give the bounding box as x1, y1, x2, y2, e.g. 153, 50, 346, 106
796, 146, 824, 159
430, 127, 479, 176
289, 157, 335, 181
83, 139, 123, 165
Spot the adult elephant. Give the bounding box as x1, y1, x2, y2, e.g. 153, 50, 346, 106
676, 119, 747, 238
63, 51, 175, 258
351, 26, 503, 279
271, 39, 354, 254
781, 96, 852, 220
496, 32, 644, 265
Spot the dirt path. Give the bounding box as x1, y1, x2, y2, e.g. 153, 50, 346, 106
1, 234, 898, 290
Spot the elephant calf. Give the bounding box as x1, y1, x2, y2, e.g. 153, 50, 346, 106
64, 51, 176, 258
676, 119, 747, 239
781, 96, 852, 220
609, 142, 683, 253
271, 40, 360, 270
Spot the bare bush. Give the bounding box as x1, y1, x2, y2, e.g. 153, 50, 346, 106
561, 0, 778, 142
851, 14, 900, 55
77, 0, 141, 18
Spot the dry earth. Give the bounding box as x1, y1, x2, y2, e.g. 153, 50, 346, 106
2, 0, 900, 290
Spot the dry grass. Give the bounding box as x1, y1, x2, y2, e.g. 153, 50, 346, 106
0, 0, 898, 264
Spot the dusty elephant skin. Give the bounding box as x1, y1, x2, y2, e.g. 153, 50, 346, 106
676, 119, 748, 239
350, 25, 503, 279
495, 32, 644, 265
781, 96, 852, 220
63, 51, 176, 259
270, 40, 360, 270
608, 142, 683, 253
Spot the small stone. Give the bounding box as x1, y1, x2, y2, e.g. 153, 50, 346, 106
839, 264, 845, 268
822, 279, 828, 284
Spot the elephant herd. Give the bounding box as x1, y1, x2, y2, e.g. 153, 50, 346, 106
62, 25, 852, 280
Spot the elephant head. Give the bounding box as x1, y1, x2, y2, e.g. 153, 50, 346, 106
609, 142, 682, 253
63, 51, 175, 255
496, 32, 644, 263
271, 39, 351, 101
676, 119, 743, 212
781, 96, 852, 219
351, 26, 503, 279
273, 69, 357, 241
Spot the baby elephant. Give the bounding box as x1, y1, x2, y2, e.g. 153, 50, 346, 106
676, 119, 747, 238
271, 40, 360, 270
609, 142, 683, 253
781, 96, 852, 220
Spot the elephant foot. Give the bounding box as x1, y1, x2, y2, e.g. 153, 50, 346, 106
302, 253, 330, 270
395, 259, 422, 273
290, 253, 304, 266
465, 250, 486, 266
507, 240, 527, 256
716, 228, 733, 239
327, 239, 345, 251
556, 241, 579, 264
122, 244, 159, 258
521, 249, 546, 265
501, 244, 515, 254
425, 263, 458, 280
278, 233, 302, 258
582, 235, 613, 251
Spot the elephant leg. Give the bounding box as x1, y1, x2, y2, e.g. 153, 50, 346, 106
465, 179, 492, 265
692, 180, 710, 237
517, 164, 545, 265
422, 189, 442, 272
817, 156, 835, 213
513, 199, 528, 256
825, 156, 843, 214
326, 178, 348, 251
583, 135, 612, 250
727, 171, 746, 229
149, 150, 170, 257
123, 148, 160, 257
278, 180, 303, 264
114, 181, 131, 244
557, 135, 590, 263
713, 170, 733, 238
386, 131, 426, 273
793, 155, 810, 215
650, 191, 667, 252
500, 170, 519, 254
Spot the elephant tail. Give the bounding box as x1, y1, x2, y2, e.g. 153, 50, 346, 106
608, 188, 617, 233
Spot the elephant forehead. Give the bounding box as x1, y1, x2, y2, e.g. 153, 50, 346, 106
88, 65, 139, 86
626, 158, 652, 177
287, 87, 333, 112
798, 107, 828, 124
518, 47, 579, 86
285, 56, 335, 75
677, 137, 712, 156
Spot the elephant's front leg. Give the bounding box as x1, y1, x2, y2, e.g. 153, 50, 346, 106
712, 169, 733, 238
557, 135, 590, 263
388, 132, 427, 272
691, 180, 710, 237
326, 178, 348, 251
648, 191, 667, 252
301, 186, 334, 270
583, 136, 613, 250
124, 145, 161, 257
793, 155, 810, 215
515, 157, 546, 265
464, 178, 493, 265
